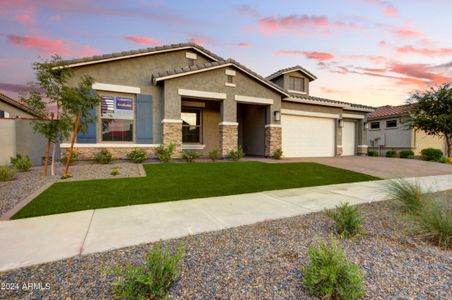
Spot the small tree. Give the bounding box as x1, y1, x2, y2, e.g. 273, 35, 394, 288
407, 83, 452, 157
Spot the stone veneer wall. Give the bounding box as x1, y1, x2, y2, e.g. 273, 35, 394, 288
336, 146, 343, 156
219, 123, 238, 157
264, 126, 282, 157
357, 145, 368, 156
61, 146, 158, 160
162, 121, 182, 156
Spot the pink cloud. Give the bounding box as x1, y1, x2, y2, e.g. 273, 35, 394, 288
319, 86, 349, 94
6, 34, 100, 57
391, 23, 423, 38
389, 63, 451, 84
16, 14, 33, 26
395, 45, 452, 56
274, 50, 335, 61
363, 0, 398, 16
124, 36, 160, 46
238, 42, 251, 48
190, 38, 207, 46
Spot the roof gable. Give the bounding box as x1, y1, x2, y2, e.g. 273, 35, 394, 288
0, 93, 42, 117
267, 65, 317, 81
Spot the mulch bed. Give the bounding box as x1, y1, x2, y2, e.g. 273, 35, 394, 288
0, 199, 450, 299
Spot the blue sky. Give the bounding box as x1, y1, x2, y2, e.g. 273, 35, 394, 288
1, 0, 451, 106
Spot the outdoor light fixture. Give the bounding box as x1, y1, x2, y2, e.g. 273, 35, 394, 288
338, 119, 344, 128
274, 111, 281, 121
364, 122, 369, 129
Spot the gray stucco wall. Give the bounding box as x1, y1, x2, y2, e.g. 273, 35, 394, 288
368, 117, 412, 149
0, 101, 36, 118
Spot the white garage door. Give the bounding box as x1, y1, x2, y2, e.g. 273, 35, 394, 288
282, 114, 336, 157
342, 121, 356, 156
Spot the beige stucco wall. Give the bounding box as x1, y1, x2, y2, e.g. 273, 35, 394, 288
0, 119, 16, 165
413, 130, 446, 155
0, 101, 35, 118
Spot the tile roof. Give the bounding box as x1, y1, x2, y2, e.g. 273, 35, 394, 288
286, 94, 375, 112
266, 65, 317, 81
0, 92, 42, 118
367, 104, 412, 120
61, 42, 224, 67
152, 59, 290, 96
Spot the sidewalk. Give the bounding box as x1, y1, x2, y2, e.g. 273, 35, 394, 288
1, 174, 451, 272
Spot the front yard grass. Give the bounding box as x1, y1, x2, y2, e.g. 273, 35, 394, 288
12, 161, 378, 219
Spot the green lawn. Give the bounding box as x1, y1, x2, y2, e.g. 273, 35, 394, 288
12, 161, 378, 219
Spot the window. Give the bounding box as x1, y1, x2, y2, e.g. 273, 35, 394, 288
101, 95, 134, 142
187, 58, 195, 66
289, 76, 305, 92
370, 122, 380, 129
386, 119, 397, 128
227, 75, 234, 84
181, 109, 201, 143
0, 110, 4, 118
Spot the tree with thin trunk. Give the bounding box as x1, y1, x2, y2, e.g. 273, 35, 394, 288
406, 83, 452, 157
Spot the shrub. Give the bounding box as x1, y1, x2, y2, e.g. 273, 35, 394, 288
416, 197, 452, 248
421, 148, 443, 162
111, 167, 120, 176
325, 202, 363, 238
181, 150, 200, 163
273, 148, 283, 160
385, 150, 397, 158
367, 150, 379, 157
384, 179, 425, 213
60, 151, 80, 165
156, 143, 175, 163
208, 149, 220, 162
0, 165, 16, 181
448, 157, 452, 164
399, 150, 415, 159
227, 146, 244, 161
94, 149, 113, 164
302, 238, 364, 300
127, 148, 148, 163
111, 242, 185, 300
10, 154, 32, 171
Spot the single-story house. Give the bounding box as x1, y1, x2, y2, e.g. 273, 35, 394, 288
61, 42, 374, 159
367, 104, 447, 155
0, 93, 48, 165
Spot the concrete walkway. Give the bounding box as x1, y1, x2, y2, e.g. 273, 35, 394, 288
1, 174, 452, 272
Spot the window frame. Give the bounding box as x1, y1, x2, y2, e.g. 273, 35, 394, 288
386, 119, 398, 128
181, 108, 202, 144
99, 93, 136, 143
370, 121, 380, 129
288, 76, 305, 92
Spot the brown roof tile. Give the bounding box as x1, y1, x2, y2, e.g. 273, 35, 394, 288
368, 104, 412, 120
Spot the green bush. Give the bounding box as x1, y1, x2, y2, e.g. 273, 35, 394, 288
94, 149, 113, 164
10, 154, 32, 171
326, 202, 363, 238
156, 143, 175, 163
227, 146, 244, 161
208, 149, 220, 162
302, 238, 364, 300
384, 179, 425, 213
421, 148, 443, 162
111, 167, 120, 176
182, 150, 200, 163
127, 148, 148, 163
0, 165, 16, 181
367, 150, 379, 157
416, 197, 452, 248
111, 242, 185, 300
385, 150, 398, 158
399, 150, 415, 159
273, 148, 283, 160
60, 151, 80, 165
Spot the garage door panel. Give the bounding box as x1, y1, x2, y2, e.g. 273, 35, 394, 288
282, 115, 335, 157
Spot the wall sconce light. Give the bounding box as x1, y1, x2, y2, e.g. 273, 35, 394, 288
364, 122, 369, 129
338, 119, 344, 128
274, 111, 281, 121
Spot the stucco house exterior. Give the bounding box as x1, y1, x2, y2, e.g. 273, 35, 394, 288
367, 104, 447, 155
60, 42, 373, 159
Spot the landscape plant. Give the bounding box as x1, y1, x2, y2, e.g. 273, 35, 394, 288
10, 154, 32, 172
0, 166, 16, 181
325, 202, 363, 238
385, 150, 398, 158
273, 148, 283, 159
416, 196, 452, 248
420, 148, 444, 162
384, 179, 425, 213
367, 150, 379, 157
60, 151, 80, 165
111, 167, 120, 176
94, 149, 113, 164
208, 149, 220, 162
302, 238, 364, 300
399, 150, 415, 159
156, 143, 176, 163
181, 150, 200, 163
111, 242, 185, 300
227, 146, 244, 161
127, 148, 148, 163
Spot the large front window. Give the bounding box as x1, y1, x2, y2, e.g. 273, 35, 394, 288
181, 109, 201, 143
101, 95, 134, 142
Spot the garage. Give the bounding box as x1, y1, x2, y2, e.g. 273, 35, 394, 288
281, 114, 336, 157
342, 121, 356, 156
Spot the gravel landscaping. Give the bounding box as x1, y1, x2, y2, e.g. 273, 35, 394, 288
0, 161, 142, 216
0, 199, 450, 299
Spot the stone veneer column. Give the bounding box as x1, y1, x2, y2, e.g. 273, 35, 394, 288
219, 122, 238, 157
336, 146, 343, 156
264, 125, 282, 157
357, 145, 368, 156
162, 119, 182, 156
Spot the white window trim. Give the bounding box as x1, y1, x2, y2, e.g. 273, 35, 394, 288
182, 144, 205, 150
281, 109, 340, 119
185, 52, 197, 59
219, 121, 239, 126
178, 88, 226, 100
161, 119, 183, 123
235, 95, 274, 105
386, 119, 398, 128
225, 69, 236, 76
288, 89, 307, 95
60, 143, 160, 148
225, 82, 236, 87
92, 82, 141, 94
265, 124, 282, 128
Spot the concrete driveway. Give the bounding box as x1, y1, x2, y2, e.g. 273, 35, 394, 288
278, 156, 452, 179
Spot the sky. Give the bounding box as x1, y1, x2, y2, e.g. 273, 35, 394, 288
0, 0, 451, 107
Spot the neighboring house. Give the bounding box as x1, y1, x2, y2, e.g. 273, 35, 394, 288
0, 93, 49, 165
60, 42, 373, 159
367, 104, 446, 155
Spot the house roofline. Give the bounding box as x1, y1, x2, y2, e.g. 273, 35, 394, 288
0, 93, 42, 118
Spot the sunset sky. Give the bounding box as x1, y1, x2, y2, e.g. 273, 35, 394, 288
1, 0, 451, 107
